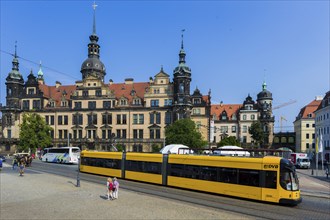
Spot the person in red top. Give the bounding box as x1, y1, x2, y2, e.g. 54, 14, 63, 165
106, 177, 114, 200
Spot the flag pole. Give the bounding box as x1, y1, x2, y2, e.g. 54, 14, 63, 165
321, 134, 324, 172
316, 135, 318, 176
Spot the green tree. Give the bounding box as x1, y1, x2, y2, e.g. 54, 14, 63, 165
19, 113, 53, 152
217, 136, 241, 148
249, 121, 265, 146
165, 118, 207, 149
151, 144, 161, 153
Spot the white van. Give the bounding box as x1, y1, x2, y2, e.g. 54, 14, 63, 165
296, 158, 311, 169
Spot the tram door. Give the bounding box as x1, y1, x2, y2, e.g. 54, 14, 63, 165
262, 170, 279, 202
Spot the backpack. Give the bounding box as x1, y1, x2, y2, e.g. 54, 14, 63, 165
108, 182, 113, 191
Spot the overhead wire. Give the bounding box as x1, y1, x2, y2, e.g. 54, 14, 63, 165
0, 49, 80, 80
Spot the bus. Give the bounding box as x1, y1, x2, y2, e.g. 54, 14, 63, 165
80, 151, 301, 205
42, 147, 80, 164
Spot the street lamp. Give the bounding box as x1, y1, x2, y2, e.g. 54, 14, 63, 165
76, 153, 81, 187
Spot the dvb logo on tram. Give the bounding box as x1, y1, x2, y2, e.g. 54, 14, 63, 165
264, 164, 279, 169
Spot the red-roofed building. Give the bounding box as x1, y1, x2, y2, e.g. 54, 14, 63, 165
294, 96, 322, 154
0, 9, 211, 153
210, 89, 275, 148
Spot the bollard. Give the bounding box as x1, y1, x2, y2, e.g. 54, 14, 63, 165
311, 169, 314, 175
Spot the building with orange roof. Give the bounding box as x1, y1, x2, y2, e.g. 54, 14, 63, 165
294, 96, 322, 154
0, 6, 211, 153
210, 87, 275, 148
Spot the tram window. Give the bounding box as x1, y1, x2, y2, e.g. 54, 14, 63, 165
126, 160, 161, 174
220, 168, 238, 184
104, 159, 121, 169
126, 160, 143, 172
81, 157, 121, 169
200, 167, 217, 181
168, 164, 185, 177
144, 162, 161, 174
265, 171, 277, 189
185, 165, 200, 179
238, 170, 260, 187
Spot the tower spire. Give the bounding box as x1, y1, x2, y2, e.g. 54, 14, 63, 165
179, 29, 186, 65
181, 29, 185, 49
14, 40, 17, 58
38, 60, 44, 78
92, 1, 98, 34
12, 41, 19, 71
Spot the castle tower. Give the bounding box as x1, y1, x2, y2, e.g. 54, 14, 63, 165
5, 42, 24, 109
172, 30, 192, 120
80, 2, 106, 81
257, 81, 275, 147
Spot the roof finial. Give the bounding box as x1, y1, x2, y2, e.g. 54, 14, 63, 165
161, 65, 163, 72
14, 41, 17, 58
38, 60, 44, 77
92, 1, 98, 34
263, 69, 267, 91
181, 29, 185, 49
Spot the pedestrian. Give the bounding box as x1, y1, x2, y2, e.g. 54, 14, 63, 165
0, 158, 3, 172
113, 177, 120, 199
12, 157, 18, 170
106, 177, 114, 200
18, 159, 25, 176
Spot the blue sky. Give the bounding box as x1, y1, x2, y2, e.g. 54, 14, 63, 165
1, 0, 329, 132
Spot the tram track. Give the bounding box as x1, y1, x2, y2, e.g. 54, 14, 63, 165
22, 160, 329, 219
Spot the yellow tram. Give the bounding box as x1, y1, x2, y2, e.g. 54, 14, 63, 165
80, 151, 301, 205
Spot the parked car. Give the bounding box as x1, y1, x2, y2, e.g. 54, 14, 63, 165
0, 155, 6, 162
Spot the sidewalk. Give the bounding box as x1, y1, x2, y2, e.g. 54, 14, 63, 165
0, 164, 250, 220
296, 168, 330, 199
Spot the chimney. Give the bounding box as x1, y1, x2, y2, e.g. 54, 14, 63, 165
124, 78, 134, 85
315, 95, 323, 101
55, 81, 61, 88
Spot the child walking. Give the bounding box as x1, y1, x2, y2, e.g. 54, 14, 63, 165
106, 177, 114, 200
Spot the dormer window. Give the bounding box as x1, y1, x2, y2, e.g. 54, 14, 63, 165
120, 99, 127, 106
133, 98, 141, 105
221, 111, 227, 120
49, 101, 55, 107
232, 114, 237, 120
193, 98, 201, 104
61, 101, 67, 107
28, 88, 34, 95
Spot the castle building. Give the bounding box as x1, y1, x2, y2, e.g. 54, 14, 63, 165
210, 82, 275, 148
0, 6, 211, 153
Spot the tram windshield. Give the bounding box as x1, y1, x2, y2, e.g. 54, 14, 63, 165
280, 159, 299, 191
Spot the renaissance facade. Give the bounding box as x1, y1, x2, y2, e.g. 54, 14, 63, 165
210, 84, 275, 148
0, 8, 211, 153
0, 6, 276, 153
